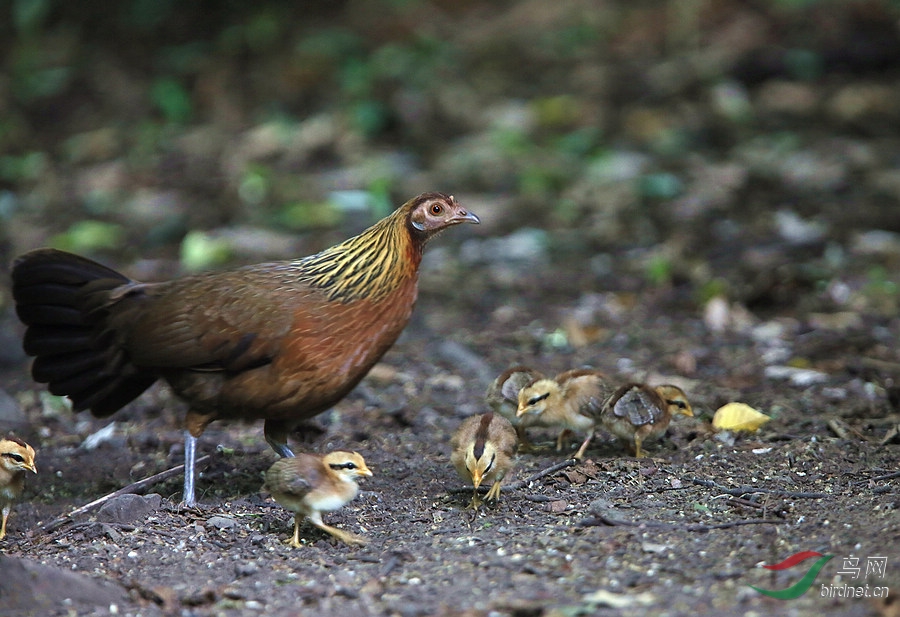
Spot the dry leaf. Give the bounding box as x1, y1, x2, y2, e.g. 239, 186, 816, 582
712, 402, 771, 432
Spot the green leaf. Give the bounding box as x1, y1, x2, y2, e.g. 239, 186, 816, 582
151, 78, 192, 124
51, 221, 125, 253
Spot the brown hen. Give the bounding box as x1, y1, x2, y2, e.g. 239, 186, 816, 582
12, 192, 478, 504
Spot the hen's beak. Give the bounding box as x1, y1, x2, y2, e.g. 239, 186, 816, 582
453, 209, 480, 225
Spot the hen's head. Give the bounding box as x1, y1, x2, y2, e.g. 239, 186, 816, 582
406, 193, 479, 239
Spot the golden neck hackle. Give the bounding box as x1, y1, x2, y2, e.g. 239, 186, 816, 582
294, 206, 420, 303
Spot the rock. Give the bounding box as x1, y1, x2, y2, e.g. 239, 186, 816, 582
95, 493, 163, 524
206, 515, 238, 530
0, 555, 130, 614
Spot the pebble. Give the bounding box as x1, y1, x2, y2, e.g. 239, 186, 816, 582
206, 516, 239, 530
96, 493, 163, 524
764, 365, 829, 386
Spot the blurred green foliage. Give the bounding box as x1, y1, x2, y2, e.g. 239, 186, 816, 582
51, 220, 125, 253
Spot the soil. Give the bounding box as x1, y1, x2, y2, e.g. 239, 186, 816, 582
1, 2, 900, 616
1, 264, 898, 617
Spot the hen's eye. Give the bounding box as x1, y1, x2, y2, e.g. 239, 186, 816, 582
430, 203, 443, 215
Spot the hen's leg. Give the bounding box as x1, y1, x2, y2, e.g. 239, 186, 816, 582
264, 419, 296, 458
182, 431, 197, 505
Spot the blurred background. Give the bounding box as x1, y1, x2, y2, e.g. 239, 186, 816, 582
1, 0, 900, 328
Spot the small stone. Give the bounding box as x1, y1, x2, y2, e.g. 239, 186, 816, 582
206, 516, 238, 530
235, 561, 259, 577
96, 493, 163, 524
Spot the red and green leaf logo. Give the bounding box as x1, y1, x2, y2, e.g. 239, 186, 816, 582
750, 551, 834, 599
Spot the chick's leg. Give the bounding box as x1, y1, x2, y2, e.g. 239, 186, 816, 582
556, 429, 574, 452
485, 480, 503, 503
308, 511, 368, 545
632, 425, 653, 458
264, 419, 296, 458
573, 432, 593, 461
515, 426, 537, 452
0, 505, 9, 540
288, 515, 302, 548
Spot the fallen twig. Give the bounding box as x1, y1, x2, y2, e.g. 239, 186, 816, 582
505, 458, 577, 490
691, 478, 830, 499
852, 470, 900, 486
579, 513, 786, 531
42, 455, 211, 533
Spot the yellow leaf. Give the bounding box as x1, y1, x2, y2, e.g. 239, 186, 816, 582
712, 402, 771, 432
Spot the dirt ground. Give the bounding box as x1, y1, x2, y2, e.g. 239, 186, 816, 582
0, 259, 898, 616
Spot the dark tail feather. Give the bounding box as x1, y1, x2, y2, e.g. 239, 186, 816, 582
11, 248, 157, 417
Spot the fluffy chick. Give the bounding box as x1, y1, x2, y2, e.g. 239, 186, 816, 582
485, 366, 545, 450
0, 436, 37, 540
264, 451, 372, 547
595, 383, 693, 459
450, 412, 518, 509
516, 369, 611, 457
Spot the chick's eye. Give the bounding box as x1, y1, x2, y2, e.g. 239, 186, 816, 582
484, 454, 496, 474
430, 203, 443, 215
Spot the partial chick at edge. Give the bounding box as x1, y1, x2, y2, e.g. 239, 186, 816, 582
450, 412, 518, 509
0, 436, 37, 541
264, 451, 372, 547
485, 366, 545, 451
591, 383, 693, 459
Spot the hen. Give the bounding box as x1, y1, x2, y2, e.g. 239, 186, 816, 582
0, 436, 37, 540
450, 411, 518, 509
264, 451, 372, 546
12, 192, 478, 504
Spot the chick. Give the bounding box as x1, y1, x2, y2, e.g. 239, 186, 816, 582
594, 383, 693, 459
264, 451, 372, 547
485, 366, 545, 450
450, 412, 518, 509
516, 369, 611, 457
0, 436, 37, 540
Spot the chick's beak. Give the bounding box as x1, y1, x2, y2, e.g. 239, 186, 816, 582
515, 405, 527, 418
27, 463, 37, 474
359, 465, 373, 477
471, 469, 483, 489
